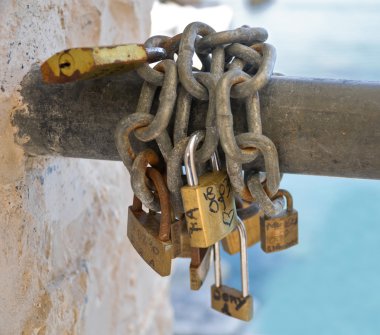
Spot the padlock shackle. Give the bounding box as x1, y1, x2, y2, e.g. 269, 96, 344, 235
184, 132, 204, 186
212, 150, 222, 287
213, 242, 222, 287
273, 189, 293, 212
146, 167, 172, 242
213, 217, 249, 297
211, 151, 249, 297
237, 217, 249, 297
210, 151, 221, 171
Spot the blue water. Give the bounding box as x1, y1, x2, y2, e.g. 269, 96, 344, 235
170, 1, 380, 334
229, 175, 380, 335
222, 0, 380, 81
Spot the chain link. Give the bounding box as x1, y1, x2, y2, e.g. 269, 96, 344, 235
196, 26, 268, 54
134, 60, 177, 142
177, 22, 216, 100
236, 133, 280, 197
115, 113, 153, 171
136, 35, 169, 86
247, 173, 284, 216
166, 136, 191, 215
225, 43, 262, 72
173, 86, 192, 145
216, 68, 261, 163
230, 43, 276, 99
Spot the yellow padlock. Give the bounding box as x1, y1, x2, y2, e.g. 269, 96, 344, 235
260, 189, 298, 253
41, 44, 166, 83
189, 247, 212, 290
170, 217, 192, 258
181, 133, 237, 248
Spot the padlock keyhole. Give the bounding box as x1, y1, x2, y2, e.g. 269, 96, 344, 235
59, 62, 71, 69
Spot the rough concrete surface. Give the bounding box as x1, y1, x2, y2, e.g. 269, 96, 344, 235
0, 1, 172, 334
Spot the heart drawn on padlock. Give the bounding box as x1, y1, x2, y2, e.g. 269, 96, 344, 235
223, 209, 235, 226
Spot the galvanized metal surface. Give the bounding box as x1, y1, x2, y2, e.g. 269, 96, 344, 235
13, 66, 380, 179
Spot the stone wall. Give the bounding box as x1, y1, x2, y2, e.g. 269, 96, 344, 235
0, 1, 172, 334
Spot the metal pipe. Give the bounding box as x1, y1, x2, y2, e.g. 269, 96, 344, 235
13, 65, 380, 179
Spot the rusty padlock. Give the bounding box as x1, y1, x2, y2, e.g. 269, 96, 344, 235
130, 148, 190, 259
260, 189, 298, 253
181, 133, 237, 248
211, 217, 253, 321
189, 246, 212, 290
170, 216, 192, 258
127, 167, 174, 276
41, 44, 166, 83
222, 199, 261, 255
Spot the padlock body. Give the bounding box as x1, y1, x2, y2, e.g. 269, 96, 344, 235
222, 211, 261, 255
127, 207, 173, 276
181, 171, 237, 248
211, 284, 253, 321
189, 247, 211, 290
171, 219, 191, 258
260, 209, 298, 253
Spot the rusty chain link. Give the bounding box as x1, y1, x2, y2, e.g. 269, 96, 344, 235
136, 35, 170, 86
115, 21, 283, 216
134, 60, 177, 142
177, 22, 216, 100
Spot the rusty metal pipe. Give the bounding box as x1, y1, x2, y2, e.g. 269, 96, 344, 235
13, 65, 380, 180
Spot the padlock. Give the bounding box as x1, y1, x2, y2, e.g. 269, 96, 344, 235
181, 133, 237, 248
41, 44, 166, 83
260, 189, 298, 253
211, 217, 253, 321
222, 199, 261, 255
189, 247, 212, 290
130, 149, 190, 259
170, 216, 192, 258
127, 167, 174, 276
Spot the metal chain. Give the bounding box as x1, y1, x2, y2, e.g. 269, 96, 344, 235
214, 41, 281, 210
136, 35, 170, 86
230, 43, 276, 99
115, 21, 283, 215
177, 22, 216, 100
115, 113, 153, 171
196, 26, 268, 55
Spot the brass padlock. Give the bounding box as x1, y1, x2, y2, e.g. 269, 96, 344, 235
170, 217, 192, 258
211, 217, 253, 321
222, 199, 261, 255
181, 133, 237, 248
41, 44, 166, 83
127, 167, 174, 276
260, 189, 298, 253
189, 247, 212, 290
